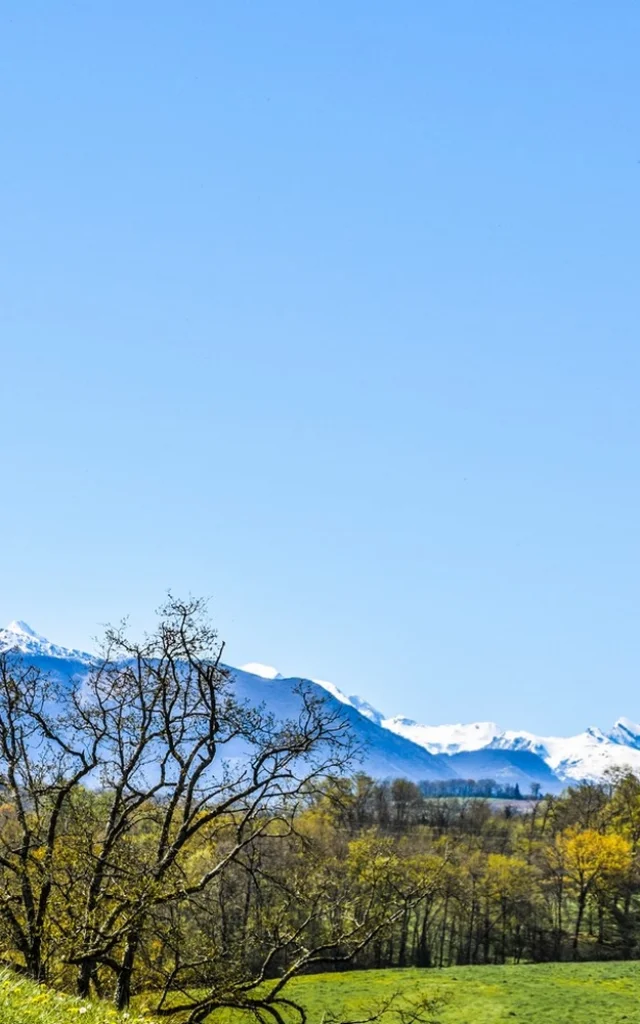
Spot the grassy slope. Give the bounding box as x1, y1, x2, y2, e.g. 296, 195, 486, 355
0, 969, 153, 1024
208, 962, 640, 1024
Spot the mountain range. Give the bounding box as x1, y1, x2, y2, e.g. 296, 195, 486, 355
1, 621, 639, 794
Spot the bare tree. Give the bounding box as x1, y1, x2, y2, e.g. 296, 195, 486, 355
0, 652, 102, 981
58, 596, 355, 1009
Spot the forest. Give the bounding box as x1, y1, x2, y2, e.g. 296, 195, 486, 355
0, 598, 638, 1024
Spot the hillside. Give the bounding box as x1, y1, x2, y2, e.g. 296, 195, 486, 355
0, 969, 152, 1023
446, 746, 561, 791
231, 666, 456, 782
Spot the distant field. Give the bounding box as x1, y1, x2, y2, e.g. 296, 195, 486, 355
421, 797, 541, 814
203, 962, 640, 1024
485, 797, 539, 813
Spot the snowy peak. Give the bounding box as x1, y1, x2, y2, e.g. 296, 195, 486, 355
381, 715, 640, 785
609, 717, 640, 749
0, 621, 93, 664
310, 679, 385, 723
1, 620, 49, 652
490, 731, 549, 758
384, 719, 501, 755
5, 620, 42, 639
541, 728, 640, 783
585, 726, 609, 742
239, 663, 283, 680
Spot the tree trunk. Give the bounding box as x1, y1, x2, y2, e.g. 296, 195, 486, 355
466, 898, 476, 964
115, 931, 139, 1011
416, 904, 432, 967
439, 896, 449, 968
77, 958, 93, 999
25, 935, 44, 984
397, 903, 409, 967
555, 880, 564, 961
573, 892, 586, 958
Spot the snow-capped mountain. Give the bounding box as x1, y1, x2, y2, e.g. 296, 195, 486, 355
0, 620, 93, 665
0, 627, 455, 785
2, 621, 639, 789
383, 716, 640, 784
232, 665, 455, 783
239, 662, 283, 680
240, 666, 381, 724
382, 719, 502, 755
609, 717, 640, 749
248, 666, 640, 786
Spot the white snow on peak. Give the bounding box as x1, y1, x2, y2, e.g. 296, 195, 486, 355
240, 663, 283, 680
312, 678, 354, 706
347, 694, 385, 725
382, 714, 640, 784
609, 717, 640, 748
6, 620, 41, 638
229, 665, 640, 785
294, 677, 385, 723
0, 621, 93, 664
615, 716, 640, 733
537, 729, 640, 783
384, 719, 501, 755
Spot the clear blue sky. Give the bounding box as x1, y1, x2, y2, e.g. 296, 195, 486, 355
1, 2, 639, 734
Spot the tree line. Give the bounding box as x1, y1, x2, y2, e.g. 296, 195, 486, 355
419, 779, 532, 801
0, 598, 638, 1023
306, 771, 638, 968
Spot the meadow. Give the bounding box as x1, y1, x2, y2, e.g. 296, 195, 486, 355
4, 961, 640, 1024
199, 962, 640, 1024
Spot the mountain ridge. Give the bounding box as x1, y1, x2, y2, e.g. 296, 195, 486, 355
2, 621, 638, 788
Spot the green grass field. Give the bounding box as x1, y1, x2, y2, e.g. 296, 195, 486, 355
217, 962, 640, 1024
4, 962, 640, 1024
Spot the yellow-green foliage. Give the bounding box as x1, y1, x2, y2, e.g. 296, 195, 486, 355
0, 970, 156, 1024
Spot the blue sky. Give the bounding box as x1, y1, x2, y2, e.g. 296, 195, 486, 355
1, 2, 639, 733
